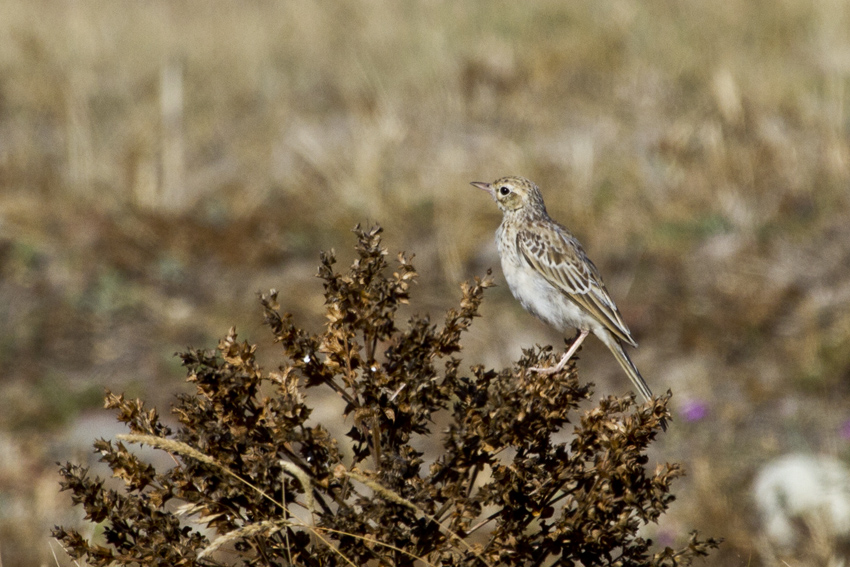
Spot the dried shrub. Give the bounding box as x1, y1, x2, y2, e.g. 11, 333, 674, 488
53, 225, 718, 566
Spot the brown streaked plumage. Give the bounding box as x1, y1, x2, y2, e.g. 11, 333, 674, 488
471, 175, 665, 430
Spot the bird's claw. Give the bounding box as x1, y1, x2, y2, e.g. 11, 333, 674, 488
529, 364, 560, 375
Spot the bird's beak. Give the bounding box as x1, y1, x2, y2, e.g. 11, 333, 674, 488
470, 181, 493, 194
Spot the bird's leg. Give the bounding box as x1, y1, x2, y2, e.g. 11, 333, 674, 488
531, 329, 589, 374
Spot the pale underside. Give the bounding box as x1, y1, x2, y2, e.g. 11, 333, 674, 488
496, 220, 637, 349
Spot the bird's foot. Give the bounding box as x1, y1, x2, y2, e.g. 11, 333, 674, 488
529, 364, 560, 375
530, 339, 583, 375
530, 353, 571, 375
529, 330, 590, 374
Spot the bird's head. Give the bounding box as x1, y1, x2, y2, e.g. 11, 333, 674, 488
470, 176, 545, 214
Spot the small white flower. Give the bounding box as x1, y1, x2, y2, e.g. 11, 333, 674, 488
303, 355, 311, 363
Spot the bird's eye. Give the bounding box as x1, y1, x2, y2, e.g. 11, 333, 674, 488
499, 186, 510, 196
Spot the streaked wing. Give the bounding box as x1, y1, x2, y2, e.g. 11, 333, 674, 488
516, 224, 637, 347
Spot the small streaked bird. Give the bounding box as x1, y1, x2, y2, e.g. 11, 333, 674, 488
471, 176, 665, 430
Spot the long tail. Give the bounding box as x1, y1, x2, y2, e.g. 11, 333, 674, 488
599, 332, 668, 431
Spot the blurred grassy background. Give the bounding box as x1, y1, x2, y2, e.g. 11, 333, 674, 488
1, 1, 849, 565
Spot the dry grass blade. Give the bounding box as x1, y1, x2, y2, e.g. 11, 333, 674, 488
117, 433, 217, 467
344, 470, 494, 567
280, 459, 315, 512
115, 434, 365, 566
198, 520, 283, 559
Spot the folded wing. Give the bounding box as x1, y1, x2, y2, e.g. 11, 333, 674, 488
516, 226, 637, 348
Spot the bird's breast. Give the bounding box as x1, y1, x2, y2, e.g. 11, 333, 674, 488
496, 225, 594, 334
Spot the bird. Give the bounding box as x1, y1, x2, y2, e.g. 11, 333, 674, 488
471, 175, 666, 430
